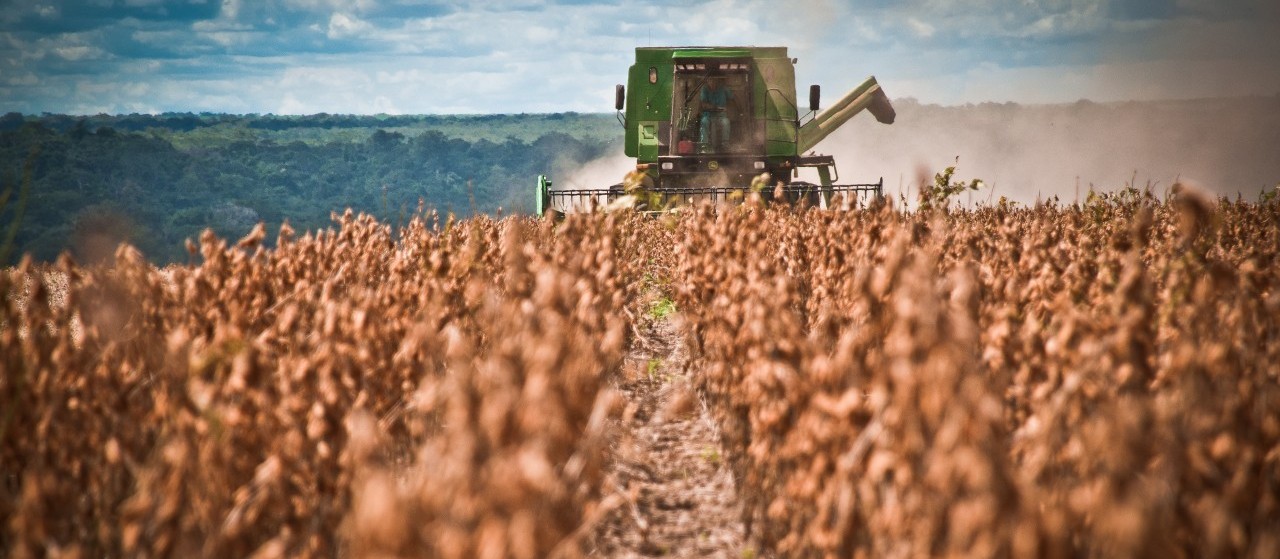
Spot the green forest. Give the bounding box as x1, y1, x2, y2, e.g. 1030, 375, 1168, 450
0, 112, 619, 265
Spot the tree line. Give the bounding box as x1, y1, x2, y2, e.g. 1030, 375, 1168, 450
0, 112, 619, 265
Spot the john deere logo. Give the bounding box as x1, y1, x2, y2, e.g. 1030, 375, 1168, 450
708, 161, 719, 171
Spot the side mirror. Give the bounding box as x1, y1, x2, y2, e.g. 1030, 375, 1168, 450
809, 84, 820, 112
615, 84, 626, 111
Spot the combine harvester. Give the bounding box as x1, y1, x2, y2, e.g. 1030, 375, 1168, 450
535, 46, 895, 216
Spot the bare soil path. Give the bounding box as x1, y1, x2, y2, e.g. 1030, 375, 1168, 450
589, 318, 758, 558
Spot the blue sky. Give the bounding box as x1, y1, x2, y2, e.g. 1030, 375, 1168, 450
1, 0, 1278, 115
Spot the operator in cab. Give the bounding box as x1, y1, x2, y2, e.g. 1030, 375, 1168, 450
699, 77, 732, 152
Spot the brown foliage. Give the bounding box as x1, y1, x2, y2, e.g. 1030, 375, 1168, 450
3, 192, 1279, 558
674, 194, 1280, 557
2, 210, 659, 558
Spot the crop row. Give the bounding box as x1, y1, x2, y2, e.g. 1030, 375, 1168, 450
2, 210, 663, 558
3, 188, 1278, 558
673, 191, 1280, 557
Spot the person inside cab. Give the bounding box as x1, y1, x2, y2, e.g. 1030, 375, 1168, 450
699, 77, 732, 152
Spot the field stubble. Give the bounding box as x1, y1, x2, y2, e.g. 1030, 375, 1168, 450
2, 188, 1278, 558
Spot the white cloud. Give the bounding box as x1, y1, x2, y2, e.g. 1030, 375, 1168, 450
287, 0, 378, 13
1016, 5, 1107, 39
2, 0, 1278, 115
523, 24, 556, 45
55, 45, 106, 61
206, 30, 252, 46
272, 65, 396, 113
192, 19, 254, 32
370, 95, 397, 113
277, 93, 310, 114
6, 72, 39, 86
219, 0, 243, 21
327, 12, 374, 39
906, 17, 935, 38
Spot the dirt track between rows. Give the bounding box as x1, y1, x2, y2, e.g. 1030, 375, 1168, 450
590, 317, 763, 558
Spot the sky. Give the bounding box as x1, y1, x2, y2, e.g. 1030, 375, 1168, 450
1, 0, 1279, 115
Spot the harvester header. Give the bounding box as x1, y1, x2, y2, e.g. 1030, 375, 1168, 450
536, 46, 895, 215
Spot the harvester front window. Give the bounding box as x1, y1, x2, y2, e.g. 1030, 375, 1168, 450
672, 61, 754, 155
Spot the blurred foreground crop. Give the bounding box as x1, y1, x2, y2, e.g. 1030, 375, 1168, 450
677, 189, 1280, 557
3, 188, 1279, 558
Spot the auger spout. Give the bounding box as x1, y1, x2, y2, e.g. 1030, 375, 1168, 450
797, 76, 895, 154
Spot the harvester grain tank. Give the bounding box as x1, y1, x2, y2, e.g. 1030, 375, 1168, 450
536, 46, 895, 215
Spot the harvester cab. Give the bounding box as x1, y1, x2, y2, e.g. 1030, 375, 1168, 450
536, 46, 895, 216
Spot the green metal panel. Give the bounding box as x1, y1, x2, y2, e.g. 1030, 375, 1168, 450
535, 175, 551, 217
623, 62, 674, 158
624, 54, 673, 159
817, 166, 833, 187
638, 122, 660, 161
754, 56, 798, 158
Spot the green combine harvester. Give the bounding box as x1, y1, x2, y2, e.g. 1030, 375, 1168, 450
535, 46, 895, 216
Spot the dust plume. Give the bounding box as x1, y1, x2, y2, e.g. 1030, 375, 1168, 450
558, 151, 632, 191
808, 95, 1280, 207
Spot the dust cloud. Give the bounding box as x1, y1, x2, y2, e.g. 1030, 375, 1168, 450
807, 95, 1280, 207
557, 152, 632, 191
558, 95, 1280, 208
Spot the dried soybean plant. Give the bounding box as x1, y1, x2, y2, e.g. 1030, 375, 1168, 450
673, 192, 1280, 557
2, 189, 1278, 559
1, 209, 643, 558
